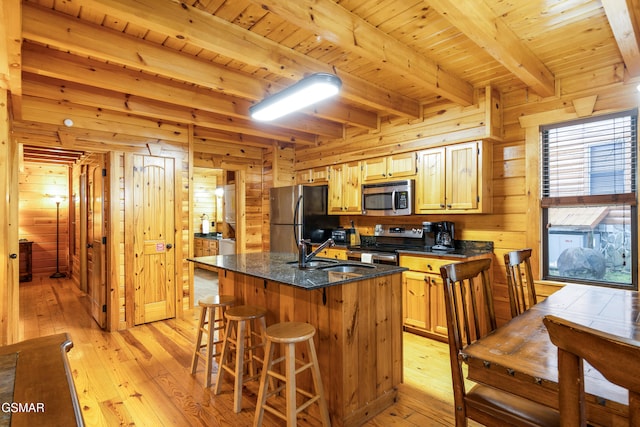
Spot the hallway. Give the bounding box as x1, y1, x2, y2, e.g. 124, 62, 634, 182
18, 274, 473, 426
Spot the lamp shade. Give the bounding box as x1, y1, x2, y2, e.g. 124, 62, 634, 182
249, 73, 342, 121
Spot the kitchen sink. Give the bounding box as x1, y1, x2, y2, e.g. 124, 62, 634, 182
288, 259, 339, 269
318, 263, 376, 272
288, 259, 376, 271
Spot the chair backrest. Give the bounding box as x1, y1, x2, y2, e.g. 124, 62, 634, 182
440, 258, 496, 415
504, 248, 537, 317
544, 315, 640, 427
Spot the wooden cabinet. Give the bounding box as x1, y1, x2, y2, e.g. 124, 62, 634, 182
296, 166, 329, 184
194, 237, 219, 257
362, 153, 417, 182
328, 161, 362, 214
400, 253, 492, 341
400, 255, 451, 341
415, 140, 492, 213
311, 246, 347, 260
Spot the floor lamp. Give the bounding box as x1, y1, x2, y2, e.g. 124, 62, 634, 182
50, 196, 66, 279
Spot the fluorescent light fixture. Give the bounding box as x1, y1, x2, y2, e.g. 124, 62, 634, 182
249, 73, 342, 121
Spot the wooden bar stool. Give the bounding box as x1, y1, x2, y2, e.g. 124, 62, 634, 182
214, 305, 268, 413
190, 295, 235, 387
254, 322, 330, 427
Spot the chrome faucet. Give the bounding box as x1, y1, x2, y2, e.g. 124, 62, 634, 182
298, 238, 335, 268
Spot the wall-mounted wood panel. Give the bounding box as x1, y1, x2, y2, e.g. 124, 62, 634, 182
18, 162, 70, 276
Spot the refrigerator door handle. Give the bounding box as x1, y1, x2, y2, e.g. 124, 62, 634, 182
293, 194, 303, 243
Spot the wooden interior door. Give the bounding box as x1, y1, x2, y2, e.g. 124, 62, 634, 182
131, 155, 176, 325
88, 163, 106, 328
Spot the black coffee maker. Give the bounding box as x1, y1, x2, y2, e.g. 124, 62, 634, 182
427, 221, 455, 252
422, 221, 455, 251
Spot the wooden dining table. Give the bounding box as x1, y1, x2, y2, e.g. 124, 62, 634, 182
461, 283, 637, 426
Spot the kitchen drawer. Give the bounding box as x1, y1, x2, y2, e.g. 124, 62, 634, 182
312, 246, 347, 260
399, 255, 458, 274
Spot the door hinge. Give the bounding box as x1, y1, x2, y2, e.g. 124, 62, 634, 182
102, 168, 107, 177
102, 304, 107, 313
102, 236, 107, 244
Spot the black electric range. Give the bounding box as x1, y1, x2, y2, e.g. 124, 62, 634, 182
346, 224, 426, 265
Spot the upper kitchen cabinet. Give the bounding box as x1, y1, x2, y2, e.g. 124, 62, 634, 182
328, 161, 362, 215
362, 153, 417, 183
415, 141, 492, 214
296, 166, 329, 185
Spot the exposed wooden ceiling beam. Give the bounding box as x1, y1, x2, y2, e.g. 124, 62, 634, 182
21, 96, 189, 143
192, 128, 278, 149
426, 0, 556, 98
21, 5, 375, 130
0, 0, 21, 93
250, 0, 474, 106
21, 74, 319, 145
13, 122, 181, 154
77, 0, 421, 118
23, 43, 375, 131
601, 0, 640, 77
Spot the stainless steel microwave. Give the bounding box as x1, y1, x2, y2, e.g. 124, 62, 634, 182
361, 180, 414, 216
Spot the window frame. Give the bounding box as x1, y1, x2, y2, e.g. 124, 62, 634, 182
540, 110, 638, 289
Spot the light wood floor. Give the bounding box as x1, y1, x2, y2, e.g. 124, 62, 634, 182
18, 274, 481, 426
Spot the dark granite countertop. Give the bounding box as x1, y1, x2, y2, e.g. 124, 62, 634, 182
188, 252, 406, 290
396, 246, 493, 259
336, 239, 494, 259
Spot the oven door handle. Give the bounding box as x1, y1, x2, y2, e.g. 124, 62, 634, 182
370, 253, 398, 263
346, 251, 398, 264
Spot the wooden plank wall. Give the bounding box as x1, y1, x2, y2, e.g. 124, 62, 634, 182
293, 73, 640, 325
192, 167, 221, 234
261, 143, 296, 251
18, 162, 70, 276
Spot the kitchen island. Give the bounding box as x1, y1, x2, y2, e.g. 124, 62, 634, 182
189, 252, 406, 427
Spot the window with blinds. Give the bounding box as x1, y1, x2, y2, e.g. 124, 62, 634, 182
541, 110, 637, 288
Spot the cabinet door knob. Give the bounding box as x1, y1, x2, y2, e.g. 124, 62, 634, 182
166, 243, 173, 249
9, 253, 17, 259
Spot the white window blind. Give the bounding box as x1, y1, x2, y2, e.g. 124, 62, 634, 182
541, 111, 637, 206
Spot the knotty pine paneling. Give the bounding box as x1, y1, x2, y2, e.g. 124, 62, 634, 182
295, 67, 640, 323
18, 162, 70, 276
192, 167, 221, 234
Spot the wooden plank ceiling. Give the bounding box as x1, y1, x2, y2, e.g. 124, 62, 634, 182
0, 0, 639, 163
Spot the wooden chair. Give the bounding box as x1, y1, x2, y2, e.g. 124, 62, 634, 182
544, 315, 640, 427
440, 258, 560, 427
504, 249, 538, 317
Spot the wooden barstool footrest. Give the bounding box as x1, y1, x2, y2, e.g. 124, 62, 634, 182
254, 321, 331, 426
214, 305, 268, 413
190, 295, 235, 388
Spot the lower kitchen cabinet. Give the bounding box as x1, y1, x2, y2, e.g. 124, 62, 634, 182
194, 237, 219, 257
403, 270, 448, 339
311, 246, 347, 260
400, 253, 492, 341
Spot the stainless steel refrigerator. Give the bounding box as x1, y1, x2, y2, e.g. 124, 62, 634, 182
269, 185, 338, 253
